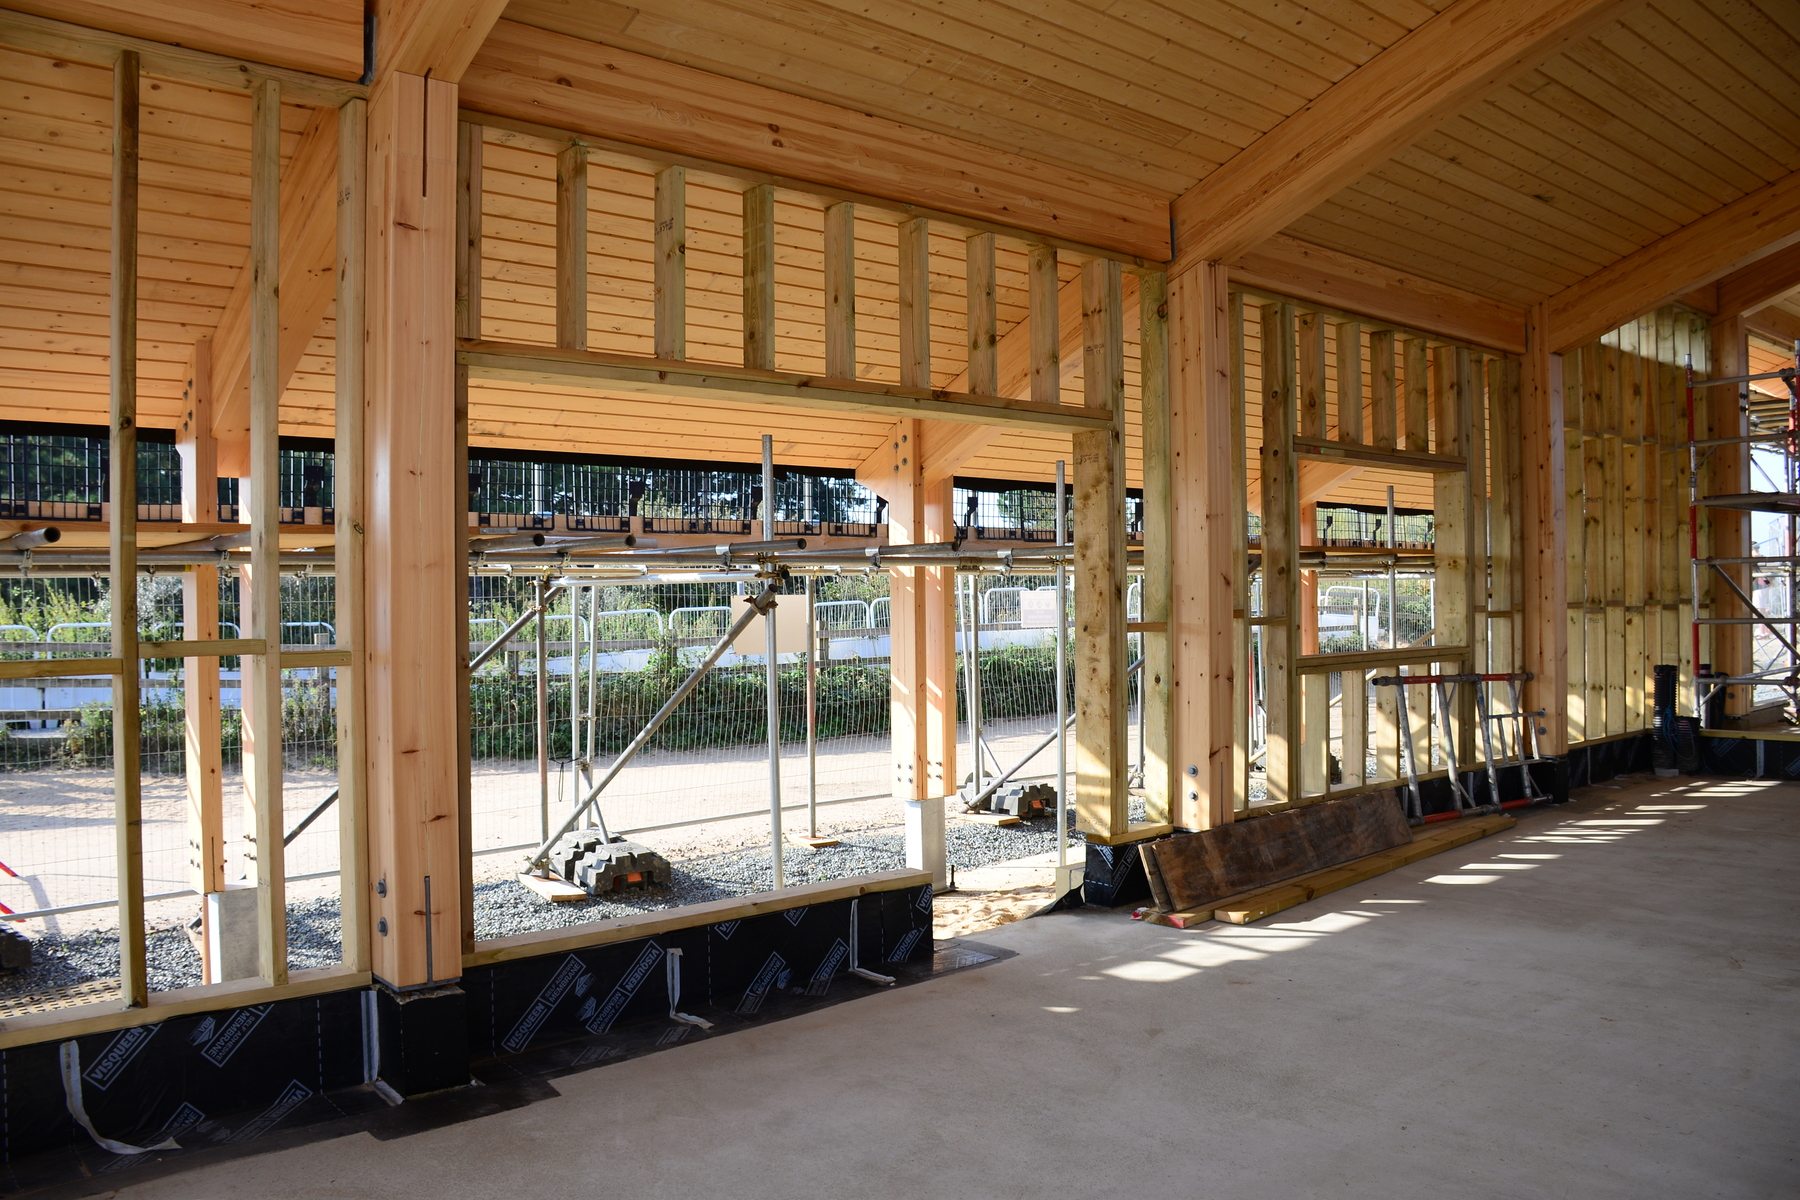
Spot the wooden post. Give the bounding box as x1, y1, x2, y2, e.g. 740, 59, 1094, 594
554, 142, 587, 351
1171, 266, 1234, 828
111, 49, 146, 1006
336, 96, 370, 975
966, 232, 997, 396
1137, 267, 1172, 826
1260, 301, 1300, 808
365, 71, 462, 988
178, 340, 224, 980
1074, 257, 1127, 839
1622, 322, 1647, 733
454, 113, 477, 955
245, 76, 286, 986
654, 165, 686, 360
823, 202, 855, 378
742, 183, 776, 370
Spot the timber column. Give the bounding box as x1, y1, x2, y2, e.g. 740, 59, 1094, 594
362, 68, 467, 1083
1167, 262, 1236, 830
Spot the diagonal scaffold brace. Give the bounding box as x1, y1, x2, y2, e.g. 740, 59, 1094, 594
524, 582, 781, 875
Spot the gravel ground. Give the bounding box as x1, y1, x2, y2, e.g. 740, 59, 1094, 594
0, 806, 1104, 1003
0, 897, 347, 1002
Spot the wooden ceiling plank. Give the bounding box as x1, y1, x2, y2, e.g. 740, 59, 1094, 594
1548, 167, 1800, 351
1473, 74, 1729, 225
1745, 304, 1800, 348
1316, 175, 1597, 291
459, 21, 1169, 261
1169, 0, 1635, 272
1544, 40, 1786, 194
1637, 0, 1800, 142
1417, 105, 1706, 242
1391, 127, 1667, 253
1277, 209, 1545, 309
1591, 17, 1800, 168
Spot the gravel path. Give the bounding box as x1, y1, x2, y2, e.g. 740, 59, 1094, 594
0, 807, 1097, 1005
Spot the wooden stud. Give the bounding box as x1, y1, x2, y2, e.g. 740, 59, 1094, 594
111, 49, 146, 1007
1261, 301, 1300, 808
1341, 669, 1367, 788
1581, 343, 1607, 739
455, 110, 477, 957
1229, 289, 1249, 817
897, 217, 930, 390
335, 96, 370, 976
1029, 246, 1059, 405
823, 202, 855, 378
1337, 321, 1363, 445
1136, 267, 1171, 826
1298, 310, 1326, 440
1431, 347, 1474, 770
555, 142, 587, 351
1621, 323, 1647, 734
245, 75, 285, 987
455, 121, 482, 342
1074, 257, 1128, 840
1601, 339, 1626, 736
1404, 337, 1430, 453
178, 339, 224, 980
654, 165, 686, 361
742, 183, 776, 371
966, 232, 997, 396
1369, 329, 1397, 451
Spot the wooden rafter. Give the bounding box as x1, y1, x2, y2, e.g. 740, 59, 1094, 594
1716, 243, 1800, 322
209, 106, 339, 477
1169, 0, 1633, 272
1548, 169, 1800, 352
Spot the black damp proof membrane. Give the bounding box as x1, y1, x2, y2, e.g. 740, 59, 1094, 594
1, 886, 1009, 1200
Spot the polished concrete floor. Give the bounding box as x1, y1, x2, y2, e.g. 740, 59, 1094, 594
120, 775, 1798, 1200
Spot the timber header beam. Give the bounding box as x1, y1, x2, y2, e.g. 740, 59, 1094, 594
457, 341, 1115, 432
0, 6, 366, 103
1170, 0, 1633, 272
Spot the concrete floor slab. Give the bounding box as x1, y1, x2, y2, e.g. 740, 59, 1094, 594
114, 775, 1799, 1199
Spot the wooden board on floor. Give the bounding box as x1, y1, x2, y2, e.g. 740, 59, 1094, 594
954, 811, 1023, 827
517, 872, 589, 902
1141, 813, 1517, 928
1139, 788, 1412, 914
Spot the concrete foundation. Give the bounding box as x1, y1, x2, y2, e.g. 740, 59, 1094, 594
114, 775, 1797, 1199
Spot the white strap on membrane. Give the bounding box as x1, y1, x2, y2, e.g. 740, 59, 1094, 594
665, 947, 713, 1029
59, 1041, 180, 1156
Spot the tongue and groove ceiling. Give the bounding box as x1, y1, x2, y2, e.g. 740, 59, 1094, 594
1, 0, 1798, 498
